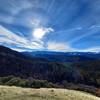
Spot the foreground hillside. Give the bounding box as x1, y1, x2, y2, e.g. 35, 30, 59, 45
0, 86, 100, 100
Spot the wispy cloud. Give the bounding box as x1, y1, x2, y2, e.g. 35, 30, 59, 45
47, 41, 100, 52
47, 0, 55, 13
0, 25, 99, 52
89, 25, 100, 29
53, 27, 83, 34
47, 42, 73, 52
68, 25, 100, 44
0, 25, 44, 51
0, 0, 32, 24
78, 47, 100, 52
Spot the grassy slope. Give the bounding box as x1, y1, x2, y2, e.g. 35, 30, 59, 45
0, 86, 100, 100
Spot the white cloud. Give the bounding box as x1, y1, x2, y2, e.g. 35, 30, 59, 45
47, 42, 73, 52
78, 47, 100, 52
0, 25, 44, 51
69, 26, 100, 44
47, 42, 100, 52
1, 25, 100, 52
89, 25, 100, 29
33, 27, 54, 39
11, 48, 27, 52
0, 0, 33, 24
31, 19, 41, 27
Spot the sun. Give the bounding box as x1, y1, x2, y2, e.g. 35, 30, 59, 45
33, 28, 46, 39
33, 27, 54, 39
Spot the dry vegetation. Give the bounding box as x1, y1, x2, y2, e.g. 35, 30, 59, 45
0, 85, 100, 100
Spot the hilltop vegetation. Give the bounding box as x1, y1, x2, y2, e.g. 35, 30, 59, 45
0, 85, 100, 100
0, 76, 100, 97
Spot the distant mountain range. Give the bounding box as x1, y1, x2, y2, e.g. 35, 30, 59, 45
22, 51, 100, 62
1, 45, 100, 63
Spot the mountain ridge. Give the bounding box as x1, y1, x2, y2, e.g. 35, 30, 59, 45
22, 50, 100, 62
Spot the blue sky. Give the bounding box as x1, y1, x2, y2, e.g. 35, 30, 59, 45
0, 0, 100, 52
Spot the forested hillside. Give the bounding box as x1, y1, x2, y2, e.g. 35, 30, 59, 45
0, 45, 100, 96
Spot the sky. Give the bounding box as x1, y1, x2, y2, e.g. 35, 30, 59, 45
0, 0, 100, 52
